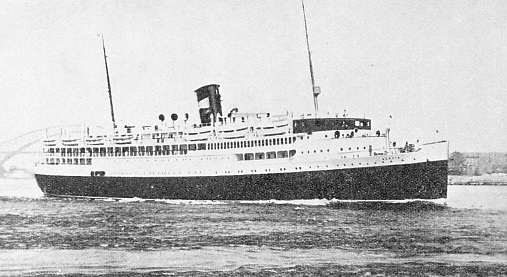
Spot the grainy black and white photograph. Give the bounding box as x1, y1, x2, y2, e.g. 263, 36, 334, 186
1, 0, 507, 276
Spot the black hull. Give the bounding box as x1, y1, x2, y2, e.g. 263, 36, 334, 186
35, 160, 447, 200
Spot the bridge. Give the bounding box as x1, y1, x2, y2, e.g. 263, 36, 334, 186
0, 125, 103, 178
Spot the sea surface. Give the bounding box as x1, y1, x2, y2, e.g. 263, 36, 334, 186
1, 178, 506, 276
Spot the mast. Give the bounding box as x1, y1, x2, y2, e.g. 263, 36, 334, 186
101, 35, 116, 129
301, 0, 320, 114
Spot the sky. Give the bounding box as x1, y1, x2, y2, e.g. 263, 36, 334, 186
0, 0, 506, 153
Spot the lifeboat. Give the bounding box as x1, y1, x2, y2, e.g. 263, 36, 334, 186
113, 134, 133, 145
62, 138, 80, 146
43, 138, 57, 146
186, 126, 212, 141
222, 126, 248, 139
86, 135, 105, 145
256, 122, 289, 137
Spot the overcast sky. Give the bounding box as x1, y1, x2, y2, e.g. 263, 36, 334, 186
1, 0, 506, 152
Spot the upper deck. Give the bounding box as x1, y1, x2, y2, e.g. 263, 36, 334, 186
42, 112, 375, 149
292, 117, 371, 134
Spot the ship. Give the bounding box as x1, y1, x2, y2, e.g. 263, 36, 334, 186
34, 2, 448, 201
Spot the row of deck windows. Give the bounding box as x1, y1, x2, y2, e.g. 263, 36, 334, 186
238, 150, 297, 161
46, 158, 91, 165
44, 136, 298, 158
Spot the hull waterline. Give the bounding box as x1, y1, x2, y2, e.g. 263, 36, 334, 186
35, 160, 447, 201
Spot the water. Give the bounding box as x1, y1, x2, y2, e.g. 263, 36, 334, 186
1, 179, 507, 276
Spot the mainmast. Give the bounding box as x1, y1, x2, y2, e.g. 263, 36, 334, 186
101, 35, 116, 130
301, 0, 320, 114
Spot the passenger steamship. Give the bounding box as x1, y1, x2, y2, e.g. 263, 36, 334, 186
34, 82, 448, 200
34, 3, 448, 201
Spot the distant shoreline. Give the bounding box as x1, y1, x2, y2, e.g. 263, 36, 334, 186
449, 173, 507, 186
448, 182, 507, 186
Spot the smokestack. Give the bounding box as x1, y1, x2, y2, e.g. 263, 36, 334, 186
194, 84, 222, 124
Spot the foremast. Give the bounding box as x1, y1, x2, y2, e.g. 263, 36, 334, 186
301, 0, 321, 115
101, 35, 116, 130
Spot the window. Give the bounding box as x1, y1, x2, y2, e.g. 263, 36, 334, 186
100, 148, 106, 157
245, 153, 254, 160
115, 147, 121, 157
146, 146, 153, 156
107, 147, 113, 157
198, 143, 206, 150
171, 145, 178, 155
289, 150, 296, 157
188, 144, 196, 151
155, 145, 162, 155
130, 146, 137, 156
122, 147, 129, 156
138, 146, 145, 156
179, 144, 187, 154
93, 148, 99, 157
277, 151, 288, 158
163, 145, 171, 155
255, 153, 265, 160
266, 151, 276, 159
